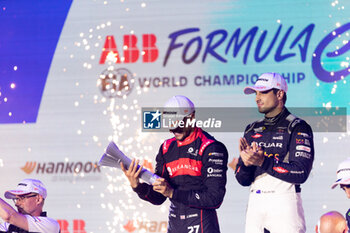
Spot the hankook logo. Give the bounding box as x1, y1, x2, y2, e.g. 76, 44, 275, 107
21, 161, 101, 175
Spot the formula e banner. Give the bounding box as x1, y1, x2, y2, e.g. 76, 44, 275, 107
0, 0, 349, 233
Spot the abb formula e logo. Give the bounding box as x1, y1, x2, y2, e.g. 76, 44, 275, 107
97, 35, 159, 98
98, 23, 350, 85
2, 6, 350, 124
99, 35, 158, 64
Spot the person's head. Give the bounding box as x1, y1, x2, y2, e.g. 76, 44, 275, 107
163, 95, 195, 141
4, 179, 47, 216
332, 158, 350, 198
315, 211, 348, 233
244, 72, 287, 117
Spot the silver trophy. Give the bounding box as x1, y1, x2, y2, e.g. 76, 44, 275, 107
99, 141, 160, 184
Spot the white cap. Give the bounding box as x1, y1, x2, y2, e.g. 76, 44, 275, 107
163, 95, 195, 129
5, 179, 47, 199
331, 158, 350, 189
244, 72, 288, 94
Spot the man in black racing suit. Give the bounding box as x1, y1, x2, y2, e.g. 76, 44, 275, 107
121, 95, 228, 233
235, 73, 314, 233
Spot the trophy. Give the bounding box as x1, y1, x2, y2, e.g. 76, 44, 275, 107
99, 141, 160, 184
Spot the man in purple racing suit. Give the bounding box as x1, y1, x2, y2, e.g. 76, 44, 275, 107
121, 95, 228, 233
235, 73, 314, 233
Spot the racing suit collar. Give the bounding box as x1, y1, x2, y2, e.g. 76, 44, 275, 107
264, 107, 288, 125
176, 127, 201, 147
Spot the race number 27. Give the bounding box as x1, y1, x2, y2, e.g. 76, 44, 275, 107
188, 225, 200, 233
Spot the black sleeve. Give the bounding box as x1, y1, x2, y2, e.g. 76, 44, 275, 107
259, 121, 314, 184
171, 142, 228, 209
132, 145, 167, 205
235, 125, 257, 186
235, 157, 257, 186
